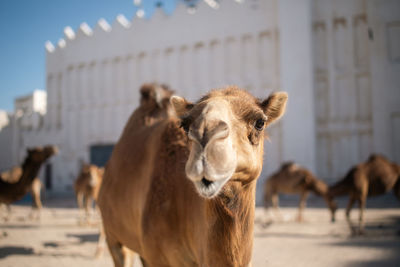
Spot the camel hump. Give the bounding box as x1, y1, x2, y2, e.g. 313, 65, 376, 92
367, 153, 387, 163
281, 162, 298, 172
1, 167, 23, 183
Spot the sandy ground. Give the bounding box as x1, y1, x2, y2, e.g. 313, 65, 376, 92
0, 195, 399, 267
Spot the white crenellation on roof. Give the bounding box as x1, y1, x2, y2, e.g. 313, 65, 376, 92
116, 14, 131, 28
46, 0, 267, 57
64, 26, 76, 40
45, 41, 55, 53
58, 39, 66, 48
97, 18, 111, 32
79, 22, 93, 36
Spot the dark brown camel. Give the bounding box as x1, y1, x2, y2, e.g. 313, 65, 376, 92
328, 154, 400, 234
264, 162, 337, 222
0, 145, 57, 205
1, 169, 43, 221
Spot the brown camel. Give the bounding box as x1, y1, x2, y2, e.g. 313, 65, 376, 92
98, 86, 288, 267
74, 163, 104, 224
264, 162, 337, 222
95, 82, 174, 259
131, 82, 175, 127
328, 154, 400, 234
0, 145, 57, 205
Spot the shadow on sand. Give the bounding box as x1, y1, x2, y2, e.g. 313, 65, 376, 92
43, 232, 99, 249
327, 237, 400, 267
0, 246, 35, 259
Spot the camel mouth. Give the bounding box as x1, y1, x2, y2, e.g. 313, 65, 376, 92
201, 177, 213, 187
194, 177, 229, 199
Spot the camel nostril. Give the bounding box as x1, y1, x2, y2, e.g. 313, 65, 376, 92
201, 177, 213, 187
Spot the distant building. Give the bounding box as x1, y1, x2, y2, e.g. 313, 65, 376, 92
0, 90, 48, 174
1, 0, 399, 204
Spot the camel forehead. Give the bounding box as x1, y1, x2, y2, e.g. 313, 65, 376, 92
200, 98, 233, 119
193, 88, 264, 119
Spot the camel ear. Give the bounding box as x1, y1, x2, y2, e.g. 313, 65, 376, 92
140, 84, 152, 100
170, 96, 193, 117
261, 92, 288, 125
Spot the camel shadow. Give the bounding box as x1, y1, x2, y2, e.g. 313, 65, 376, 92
43, 232, 99, 248
0, 246, 34, 259
254, 231, 335, 240
66, 233, 99, 243
325, 238, 400, 267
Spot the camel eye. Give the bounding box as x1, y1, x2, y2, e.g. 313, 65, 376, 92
180, 118, 191, 134
254, 119, 265, 131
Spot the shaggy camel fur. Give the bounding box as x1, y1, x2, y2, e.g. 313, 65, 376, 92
328, 154, 400, 234
264, 162, 337, 222
98, 86, 287, 267
0, 145, 57, 205
74, 163, 104, 223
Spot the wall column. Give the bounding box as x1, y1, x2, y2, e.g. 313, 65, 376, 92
278, 0, 316, 172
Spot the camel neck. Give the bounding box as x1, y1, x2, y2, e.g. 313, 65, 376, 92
205, 180, 256, 267
19, 159, 43, 187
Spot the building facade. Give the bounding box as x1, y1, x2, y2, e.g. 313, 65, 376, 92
1, 0, 399, 203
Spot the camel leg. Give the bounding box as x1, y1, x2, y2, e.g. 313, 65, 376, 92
84, 195, 92, 224
358, 196, 367, 235
271, 193, 284, 222
30, 188, 42, 221
297, 191, 309, 222
122, 246, 134, 267
346, 195, 357, 235
106, 237, 127, 267
1, 204, 12, 222
76, 192, 85, 224
263, 189, 274, 224
95, 222, 106, 259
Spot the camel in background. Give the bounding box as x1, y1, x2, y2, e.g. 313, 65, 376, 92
132, 82, 175, 127
264, 162, 337, 222
95, 82, 175, 259
74, 163, 104, 224
0, 145, 57, 220
98, 86, 287, 266
0, 176, 43, 221
328, 154, 400, 235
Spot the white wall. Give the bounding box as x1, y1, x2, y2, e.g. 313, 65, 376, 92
1, 0, 398, 203
45, 0, 294, 201
279, 0, 316, 173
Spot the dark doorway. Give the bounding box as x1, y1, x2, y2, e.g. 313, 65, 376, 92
45, 164, 52, 190
90, 144, 115, 167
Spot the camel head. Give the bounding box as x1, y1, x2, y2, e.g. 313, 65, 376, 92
171, 87, 287, 198
27, 145, 58, 163
140, 83, 174, 109
81, 164, 102, 187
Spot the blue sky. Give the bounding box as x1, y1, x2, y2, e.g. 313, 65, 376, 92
0, 0, 180, 112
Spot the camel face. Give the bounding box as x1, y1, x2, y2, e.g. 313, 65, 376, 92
80, 164, 102, 187
172, 87, 287, 198
28, 145, 58, 163
140, 83, 174, 109
183, 99, 238, 198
